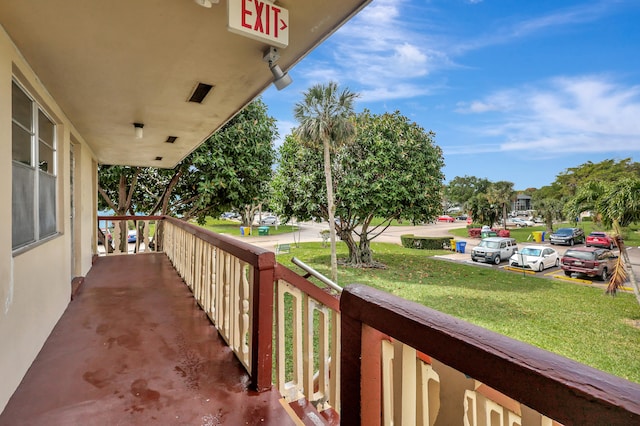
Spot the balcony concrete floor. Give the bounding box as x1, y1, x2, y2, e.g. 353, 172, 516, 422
0, 253, 292, 425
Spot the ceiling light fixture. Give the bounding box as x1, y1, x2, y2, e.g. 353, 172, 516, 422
193, 0, 218, 8
263, 47, 292, 91
133, 122, 144, 139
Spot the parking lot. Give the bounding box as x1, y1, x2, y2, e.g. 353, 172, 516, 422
436, 237, 638, 291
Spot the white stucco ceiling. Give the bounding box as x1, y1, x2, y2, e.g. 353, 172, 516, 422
0, 0, 370, 168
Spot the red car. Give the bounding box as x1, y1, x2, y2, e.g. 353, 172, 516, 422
437, 215, 455, 223
586, 232, 616, 250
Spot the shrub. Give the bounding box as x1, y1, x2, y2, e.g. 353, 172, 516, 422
468, 223, 484, 229
401, 234, 451, 250
468, 228, 481, 238
497, 229, 511, 238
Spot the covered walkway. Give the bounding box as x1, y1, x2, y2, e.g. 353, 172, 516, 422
0, 254, 291, 425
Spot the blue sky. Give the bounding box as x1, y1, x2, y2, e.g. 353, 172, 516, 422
261, 0, 640, 190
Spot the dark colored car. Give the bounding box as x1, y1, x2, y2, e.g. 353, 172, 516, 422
561, 247, 618, 281
586, 232, 616, 249
549, 227, 585, 246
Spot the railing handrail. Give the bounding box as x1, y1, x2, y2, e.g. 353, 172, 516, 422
97, 215, 164, 221
162, 216, 275, 269
274, 263, 340, 312
98, 215, 276, 269
291, 257, 342, 293
340, 283, 640, 425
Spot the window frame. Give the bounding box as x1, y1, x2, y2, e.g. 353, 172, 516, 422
11, 78, 59, 252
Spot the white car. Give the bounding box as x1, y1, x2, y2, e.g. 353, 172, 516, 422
259, 215, 278, 225
509, 246, 559, 272
507, 217, 535, 227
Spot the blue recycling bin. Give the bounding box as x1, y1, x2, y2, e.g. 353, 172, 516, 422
541, 231, 546, 242
456, 241, 467, 253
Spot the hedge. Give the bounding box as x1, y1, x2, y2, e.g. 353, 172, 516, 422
401, 234, 451, 250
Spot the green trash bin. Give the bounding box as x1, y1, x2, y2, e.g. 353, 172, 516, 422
481, 231, 498, 238
258, 226, 270, 236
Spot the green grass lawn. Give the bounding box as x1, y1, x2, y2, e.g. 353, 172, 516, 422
198, 217, 299, 236
278, 241, 640, 384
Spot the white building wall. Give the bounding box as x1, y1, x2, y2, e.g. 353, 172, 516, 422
0, 25, 97, 412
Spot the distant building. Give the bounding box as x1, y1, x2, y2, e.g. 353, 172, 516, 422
512, 194, 532, 213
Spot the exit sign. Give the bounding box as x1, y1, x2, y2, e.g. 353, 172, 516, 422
228, 0, 289, 48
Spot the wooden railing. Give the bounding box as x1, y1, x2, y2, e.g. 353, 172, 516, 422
97, 215, 163, 255
95, 215, 640, 424
161, 216, 276, 391
340, 284, 640, 425
97, 215, 276, 391
273, 264, 341, 417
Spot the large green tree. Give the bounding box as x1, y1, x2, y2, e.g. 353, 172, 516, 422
445, 176, 491, 212
468, 193, 500, 227
293, 82, 358, 283
532, 197, 565, 232
545, 158, 640, 200
273, 110, 444, 267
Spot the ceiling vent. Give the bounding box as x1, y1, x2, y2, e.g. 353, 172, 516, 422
155, 156, 163, 161
188, 83, 214, 103
166, 136, 178, 143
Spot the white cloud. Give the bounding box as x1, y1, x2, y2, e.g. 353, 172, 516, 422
295, 1, 620, 105
295, 0, 446, 102
448, 75, 640, 155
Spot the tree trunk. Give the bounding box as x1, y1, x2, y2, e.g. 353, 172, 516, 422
323, 138, 338, 284
359, 235, 373, 264
340, 230, 361, 266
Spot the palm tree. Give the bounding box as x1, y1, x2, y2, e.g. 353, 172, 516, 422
487, 181, 514, 230
533, 197, 564, 232
566, 177, 640, 306
293, 82, 358, 283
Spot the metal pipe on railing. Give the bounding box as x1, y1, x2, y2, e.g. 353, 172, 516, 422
291, 257, 342, 293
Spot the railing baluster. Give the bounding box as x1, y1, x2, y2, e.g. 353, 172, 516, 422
273, 266, 341, 416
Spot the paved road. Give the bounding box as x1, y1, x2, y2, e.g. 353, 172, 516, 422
244, 220, 469, 249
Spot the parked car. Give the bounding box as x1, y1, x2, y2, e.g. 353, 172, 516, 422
220, 212, 240, 220
127, 229, 137, 243
506, 217, 535, 227
260, 215, 278, 225
471, 237, 518, 265
586, 232, 616, 250
561, 247, 618, 281
509, 246, 559, 272
437, 215, 455, 223
455, 215, 468, 221
549, 227, 585, 246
